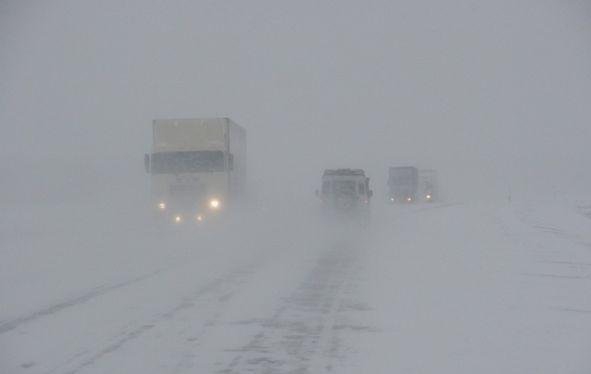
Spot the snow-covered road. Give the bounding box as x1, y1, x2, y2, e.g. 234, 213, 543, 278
2, 200, 591, 373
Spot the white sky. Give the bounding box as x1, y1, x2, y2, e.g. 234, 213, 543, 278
1, 0, 590, 202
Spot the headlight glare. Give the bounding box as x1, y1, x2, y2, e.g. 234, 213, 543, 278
209, 199, 220, 210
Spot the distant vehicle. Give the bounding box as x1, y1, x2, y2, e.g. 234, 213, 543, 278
387, 166, 419, 203
419, 169, 438, 202
144, 118, 246, 224
317, 169, 373, 219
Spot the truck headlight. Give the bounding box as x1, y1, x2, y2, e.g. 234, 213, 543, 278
158, 202, 166, 210
209, 199, 220, 210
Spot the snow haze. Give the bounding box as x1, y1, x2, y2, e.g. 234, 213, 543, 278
1, 1, 591, 373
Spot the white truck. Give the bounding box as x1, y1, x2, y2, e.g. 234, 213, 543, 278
144, 118, 246, 224
419, 169, 438, 203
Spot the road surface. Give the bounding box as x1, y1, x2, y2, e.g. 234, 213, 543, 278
2, 200, 591, 373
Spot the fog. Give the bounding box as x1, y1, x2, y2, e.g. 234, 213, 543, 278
2, 1, 591, 373
2, 0, 591, 205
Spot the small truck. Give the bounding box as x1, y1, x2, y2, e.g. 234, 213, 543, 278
387, 166, 419, 203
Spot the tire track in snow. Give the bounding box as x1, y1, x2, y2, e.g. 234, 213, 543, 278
170, 289, 240, 374
46, 264, 259, 374
218, 244, 359, 374
0, 269, 165, 335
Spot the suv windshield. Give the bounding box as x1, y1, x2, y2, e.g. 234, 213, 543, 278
332, 180, 357, 196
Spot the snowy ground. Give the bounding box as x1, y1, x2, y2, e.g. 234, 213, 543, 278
2, 199, 591, 373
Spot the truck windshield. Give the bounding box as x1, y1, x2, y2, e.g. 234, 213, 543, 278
151, 151, 225, 173
391, 179, 412, 186
390, 170, 415, 185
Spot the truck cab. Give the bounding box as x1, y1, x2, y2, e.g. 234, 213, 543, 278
387, 166, 419, 203
145, 118, 246, 224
